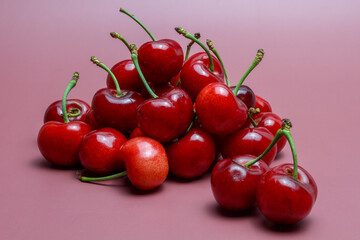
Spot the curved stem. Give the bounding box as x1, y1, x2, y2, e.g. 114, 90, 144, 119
91, 56, 122, 97
67, 108, 81, 117
207, 39, 229, 86
233, 49, 264, 95
175, 27, 214, 72
130, 45, 158, 98
185, 32, 201, 61
243, 119, 298, 179
247, 107, 260, 128
62, 72, 79, 123
120, 8, 156, 41
110, 32, 131, 52
78, 171, 127, 182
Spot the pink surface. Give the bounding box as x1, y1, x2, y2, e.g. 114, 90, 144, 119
1, 0, 359, 239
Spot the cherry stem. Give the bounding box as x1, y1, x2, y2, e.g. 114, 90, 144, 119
78, 171, 128, 182
176, 33, 201, 87
233, 49, 264, 95
62, 72, 79, 123
206, 39, 230, 86
91, 56, 122, 97
120, 8, 156, 41
175, 27, 214, 72
247, 107, 260, 127
67, 108, 81, 117
110, 32, 131, 52
243, 119, 298, 179
130, 44, 158, 98
185, 32, 201, 61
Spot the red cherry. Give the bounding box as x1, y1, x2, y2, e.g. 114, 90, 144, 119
196, 82, 248, 136
129, 127, 147, 139
138, 39, 184, 85
255, 95, 272, 112
120, 137, 169, 190
245, 112, 286, 153
166, 127, 215, 179
211, 155, 269, 211
92, 88, 144, 133
230, 85, 256, 109
106, 59, 143, 92
85, 110, 102, 130
257, 164, 317, 224
78, 128, 127, 175
91, 56, 144, 133
180, 52, 225, 101
38, 121, 92, 167
44, 99, 90, 123
137, 87, 194, 142
221, 127, 277, 165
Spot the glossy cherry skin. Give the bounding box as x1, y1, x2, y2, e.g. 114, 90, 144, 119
221, 127, 277, 165
180, 52, 225, 101
166, 127, 216, 179
120, 137, 169, 190
78, 128, 127, 175
37, 121, 92, 167
44, 99, 90, 123
257, 164, 317, 224
107, 59, 143, 92
92, 89, 144, 134
255, 95, 272, 112
196, 82, 248, 136
211, 155, 269, 211
137, 88, 193, 142
138, 39, 184, 85
230, 85, 256, 109
245, 112, 286, 153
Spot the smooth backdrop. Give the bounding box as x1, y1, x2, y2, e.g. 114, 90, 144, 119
1, 0, 359, 239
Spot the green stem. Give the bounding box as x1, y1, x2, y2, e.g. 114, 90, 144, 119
91, 56, 122, 97
206, 39, 229, 86
233, 49, 264, 95
175, 27, 214, 72
67, 108, 81, 117
247, 107, 260, 127
62, 72, 79, 123
120, 8, 156, 41
110, 32, 131, 51
185, 32, 201, 61
175, 33, 201, 87
79, 171, 127, 182
243, 118, 298, 179
130, 44, 158, 98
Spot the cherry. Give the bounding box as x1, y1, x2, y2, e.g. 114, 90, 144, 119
230, 85, 256, 109
255, 95, 272, 112
85, 110, 102, 130
129, 127, 147, 139
44, 99, 90, 123
220, 126, 277, 165
211, 155, 269, 211
78, 128, 127, 175
90, 56, 144, 133
131, 46, 194, 142
195, 82, 248, 136
107, 32, 144, 92
120, 8, 184, 85
245, 110, 286, 153
254, 119, 317, 224
38, 73, 92, 167
78, 137, 169, 191
176, 28, 225, 101
166, 127, 215, 179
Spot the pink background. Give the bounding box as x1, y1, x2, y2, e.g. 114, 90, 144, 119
1, 0, 359, 239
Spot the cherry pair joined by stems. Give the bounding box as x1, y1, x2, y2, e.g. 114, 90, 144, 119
212, 119, 317, 224
78, 137, 169, 191
38, 73, 92, 167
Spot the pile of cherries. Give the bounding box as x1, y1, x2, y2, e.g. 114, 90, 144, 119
37, 9, 317, 225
